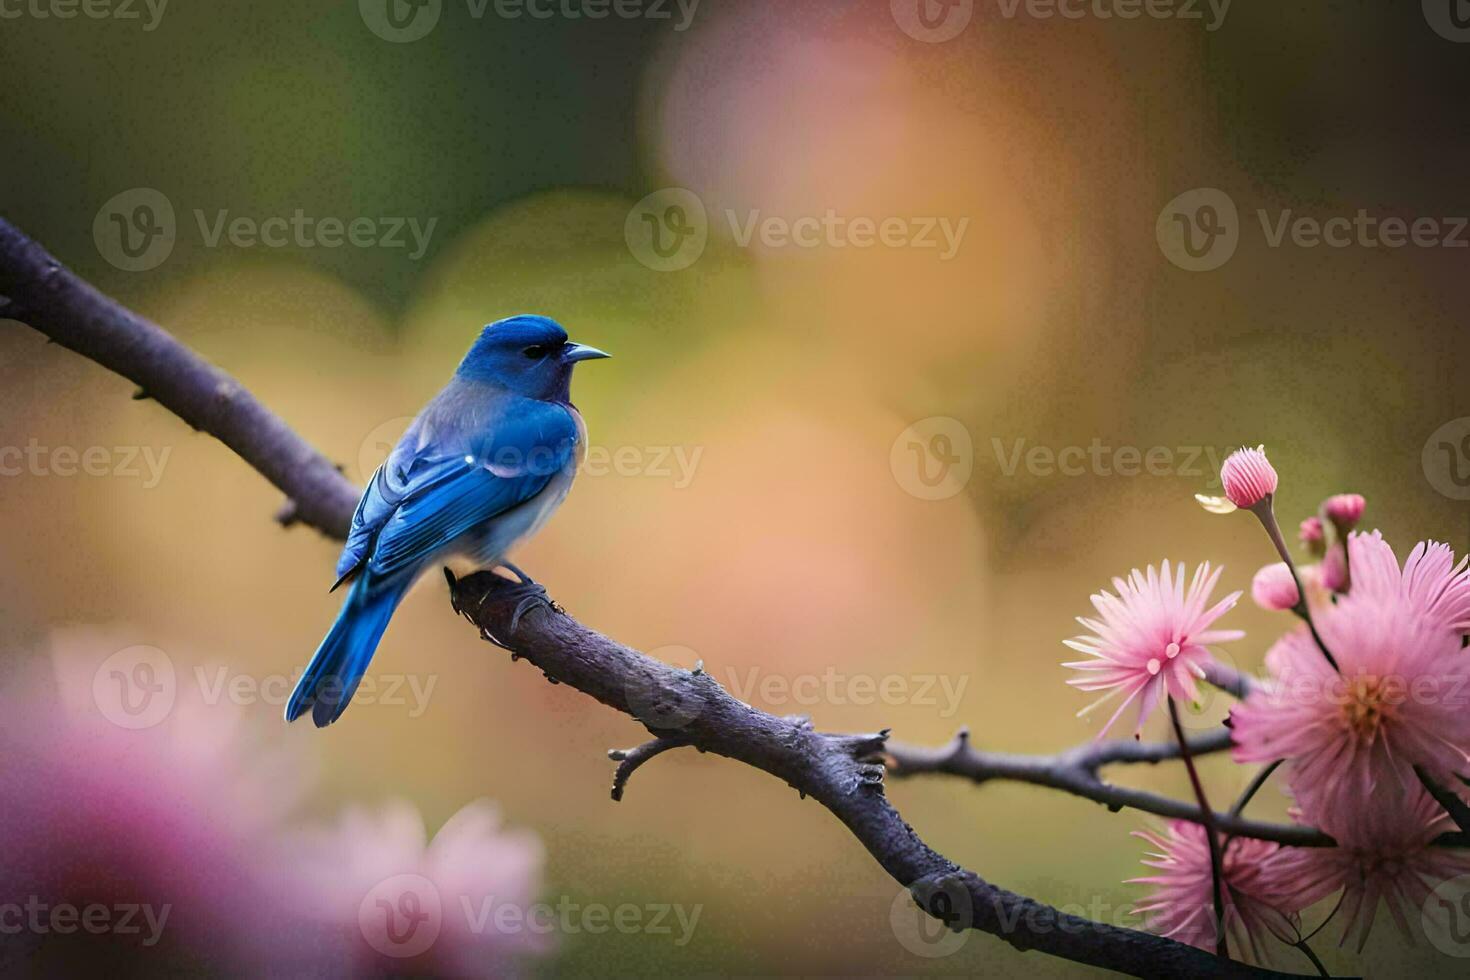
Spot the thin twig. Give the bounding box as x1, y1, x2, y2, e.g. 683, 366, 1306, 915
1170, 698, 1229, 959
886, 728, 1333, 847
1416, 766, 1470, 835
608, 736, 691, 801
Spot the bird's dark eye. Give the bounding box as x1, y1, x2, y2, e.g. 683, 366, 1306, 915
522, 345, 548, 359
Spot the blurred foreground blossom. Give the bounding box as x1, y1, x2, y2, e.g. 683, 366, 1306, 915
272, 798, 549, 977
0, 630, 548, 978
1270, 787, 1470, 951
1249, 563, 1299, 612
1129, 821, 1295, 963
0, 629, 318, 974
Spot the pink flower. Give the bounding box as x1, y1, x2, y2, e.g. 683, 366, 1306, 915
1323, 493, 1365, 530
1220, 446, 1278, 509
1298, 516, 1324, 546
1231, 533, 1470, 818
1349, 531, 1470, 635
273, 799, 549, 977
1250, 562, 1300, 611
1064, 561, 1244, 738
1130, 821, 1296, 961
1, 631, 319, 973
1270, 786, 1470, 950
1319, 543, 1349, 592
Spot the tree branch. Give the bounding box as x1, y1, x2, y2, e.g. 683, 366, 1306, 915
0, 218, 358, 538
885, 728, 1333, 847
0, 215, 1306, 978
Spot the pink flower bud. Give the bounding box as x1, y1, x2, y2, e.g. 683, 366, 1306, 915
1298, 516, 1323, 544
1251, 562, 1300, 611
1323, 493, 1365, 531
1219, 446, 1278, 509
1321, 543, 1349, 592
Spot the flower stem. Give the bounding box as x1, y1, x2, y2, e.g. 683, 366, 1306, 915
1169, 696, 1229, 960
1293, 939, 1330, 978
1250, 498, 1340, 672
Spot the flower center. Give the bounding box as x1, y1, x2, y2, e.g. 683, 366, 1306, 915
1341, 675, 1392, 742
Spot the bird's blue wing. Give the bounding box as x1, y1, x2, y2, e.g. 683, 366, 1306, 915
334, 400, 578, 584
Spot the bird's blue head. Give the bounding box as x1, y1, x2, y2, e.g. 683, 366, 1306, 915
456, 314, 609, 401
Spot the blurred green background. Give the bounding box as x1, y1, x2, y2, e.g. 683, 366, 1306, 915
3, 1, 1469, 975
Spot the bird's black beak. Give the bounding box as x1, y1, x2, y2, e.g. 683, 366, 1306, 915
561, 342, 610, 363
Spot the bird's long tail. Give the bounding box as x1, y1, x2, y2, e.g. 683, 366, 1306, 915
286, 573, 410, 727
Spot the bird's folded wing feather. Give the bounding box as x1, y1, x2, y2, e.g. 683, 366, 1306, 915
335, 400, 578, 583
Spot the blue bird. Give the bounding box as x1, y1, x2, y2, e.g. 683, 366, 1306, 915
286, 314, 609, 727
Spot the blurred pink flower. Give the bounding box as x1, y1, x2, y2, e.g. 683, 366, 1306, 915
1349, 531, 1470, 635
1319, 543, 1349, 593
1250, 563, 1299, 612
1323, 493, 1365, 531
273, 798, 549, 977
1298, 516, 1324, 546
0, 630, 318, 972
1219, 447, 1277, 509
1064, 562, 1243, 738
1232, 533, 1470, 818
1129, 821, 1296, 962
1270, 786, 1470, 950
